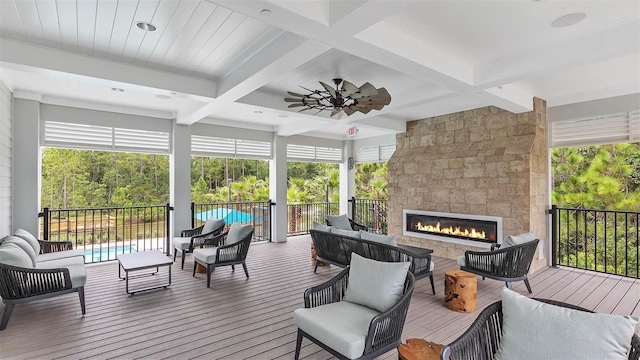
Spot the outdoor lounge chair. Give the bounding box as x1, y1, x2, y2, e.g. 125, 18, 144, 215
293, 254, 415, 360
440, 291, 640, 360
326, 214, 368, 231
459, 233, 539, 293
173, 217, 225, 269
192, 223, 253, 288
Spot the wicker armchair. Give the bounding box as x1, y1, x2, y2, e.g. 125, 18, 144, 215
441, 298, 640, 360
173, 218, 225, 269
192, 225, 253, 288
294, 267, 415, 360
325, 216, 369, 232
460, 239, 539, 293
37, 239, 73, 253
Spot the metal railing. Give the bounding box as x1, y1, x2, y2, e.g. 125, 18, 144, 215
551, 205, 639, 278
287, 201, 339, 235
39, 204, 173, 263
350, 197, 388, 234
191, 200, 272, 241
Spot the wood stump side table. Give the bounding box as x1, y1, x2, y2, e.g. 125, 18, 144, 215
444, 269, 477, 313
398, 338, 444, 360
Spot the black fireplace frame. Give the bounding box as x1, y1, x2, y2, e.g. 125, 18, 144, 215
403, 210, 503, 246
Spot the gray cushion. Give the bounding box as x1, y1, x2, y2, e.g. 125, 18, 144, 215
343, 253, 409, 312
226, 223, 253, 245
502, 231, 536, 248
202, 217, 225, 235
359, 231, 396, 247
4, 235, 38, 267
494, 288, 638, 360
193, 247, 218, 264
331, 227, 361, 238
172, 236, 192, 251
14, 228, 41, 255
312, 222, 332, 232
326, 214, 352, 230
0, 243, 33, 268
294, 301, 379, 359
37, 248, 85, 263
457, 255, 466, 267
36, 261, 86, 288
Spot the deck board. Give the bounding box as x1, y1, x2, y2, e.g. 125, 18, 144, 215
1, 235, 638, 359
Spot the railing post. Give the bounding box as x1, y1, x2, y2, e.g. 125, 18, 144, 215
38, 207, 49, 240
165, 203, 174, 256
550, 205, 557, 267
190, 202, 195, 229
268, 199, 274, 242
350, 197, 356, 220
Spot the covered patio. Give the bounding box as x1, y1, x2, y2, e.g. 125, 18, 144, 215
1, 235, 638, 359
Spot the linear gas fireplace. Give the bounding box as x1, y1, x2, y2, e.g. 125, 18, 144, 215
403, 210, 502, 248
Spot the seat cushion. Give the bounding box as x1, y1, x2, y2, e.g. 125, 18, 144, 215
36, 261, 87, 288
343, 253, 409, 312
35, 256, 85, 268
0, 243, 33, 268
326, 214, 352, 230
3, 235, 38, 267
502, 231, 536, 248
331, 227, 360, 239
14, 228, 41, 255
202, 217, 225, 234
294, 301, 379, 360
359, 231, 396, 246
37, 248, 85, 263
226, 223, 253, 245
495, 288, 638, 360
172, 236, 192, 251
193, 247, 218, 264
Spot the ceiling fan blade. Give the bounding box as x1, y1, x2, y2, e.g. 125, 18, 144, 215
341, 80, 359, 97
287, 91, 306, 97
358, 107, 372, 114
352, 82, 378, 99
319, 81, 336, 98
330, 108, 342, 117
343, 106, 357, 116
284, 97, 303, 102
288, 103, 305, 108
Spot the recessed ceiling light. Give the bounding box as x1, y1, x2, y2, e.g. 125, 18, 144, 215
136, 21, 157, 32
551, 13, 586, 28
155, 94, 171, 99
260, 9, 271, 16
112, 88, 124, 92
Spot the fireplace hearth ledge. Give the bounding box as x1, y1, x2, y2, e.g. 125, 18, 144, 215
403, 209, 503, 249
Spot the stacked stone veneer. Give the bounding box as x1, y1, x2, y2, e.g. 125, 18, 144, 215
388, 98, 548, 272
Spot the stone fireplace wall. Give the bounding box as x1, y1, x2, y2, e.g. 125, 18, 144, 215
388, 98, 548, 272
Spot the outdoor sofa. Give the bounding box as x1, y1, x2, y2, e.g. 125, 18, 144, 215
0, 229, 86, 330
310, 225, 436, 295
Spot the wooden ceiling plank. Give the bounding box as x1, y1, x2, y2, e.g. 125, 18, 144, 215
13, 0, 45, 46
0, 1, 28, 43
55, 0, 78, 53
76, 0, 97, 56
133, 0, 180, 66
146, 0, 200, 66
119, 0, 159, 61
34, 0, 61, 47
92, 0, 118, 58
105, 0, 139, 61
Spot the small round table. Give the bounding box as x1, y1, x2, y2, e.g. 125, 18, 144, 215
444, 269, 477, 313
398, 338, 444, 360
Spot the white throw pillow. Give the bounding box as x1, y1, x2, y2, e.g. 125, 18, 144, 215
494, 288, 638, 360
343, 253, 410, 312
331, 227, 361, 239
3, 235, 38, 267
359, 231, 397, 247
202, 217, 224, 235
502, 231, 536, 248
14, 228, 41, 255
326, 214, 352, 230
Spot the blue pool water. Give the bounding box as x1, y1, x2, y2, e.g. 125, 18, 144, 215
84, 245, 136, 263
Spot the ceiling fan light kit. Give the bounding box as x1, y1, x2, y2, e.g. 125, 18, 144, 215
284, 78, 391, 116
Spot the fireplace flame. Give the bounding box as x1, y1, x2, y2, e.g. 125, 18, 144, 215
416, 221, 486, 239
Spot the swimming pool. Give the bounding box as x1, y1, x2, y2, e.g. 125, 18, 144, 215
84, 245, 136, 263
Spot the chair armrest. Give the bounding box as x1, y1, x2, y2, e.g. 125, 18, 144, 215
215, 230, 253, 263
440, 301, 503, 360
199, 231, 228, 247
364, 273, 415, 356
349, 219, 368, 232
303, 267, 350, 308
490, 243, 502, 251
181, 225, 204, 237
38, 240, 73, 253
0, 264, 72, 300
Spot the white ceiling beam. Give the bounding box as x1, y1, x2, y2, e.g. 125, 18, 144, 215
351, 116, 406, 133
0, 38, 217, 100
177, 32, 332, 125
475, 21, 640, 88
277, 119, 330, 137
482, 83, 534, 113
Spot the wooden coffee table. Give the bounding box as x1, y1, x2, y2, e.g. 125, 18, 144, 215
117, 250, 173, 295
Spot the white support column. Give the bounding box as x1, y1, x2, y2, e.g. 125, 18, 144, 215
171, 122, 192, 239
340, 140, 355, 216
12, 98, 40, 235
270, 134, 288, 243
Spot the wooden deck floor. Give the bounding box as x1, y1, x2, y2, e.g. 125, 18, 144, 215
1, 235, 639, 360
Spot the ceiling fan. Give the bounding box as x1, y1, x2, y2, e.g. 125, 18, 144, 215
284, 78, 391, 116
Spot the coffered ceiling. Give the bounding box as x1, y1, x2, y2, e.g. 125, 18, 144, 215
0, 0, 638, 140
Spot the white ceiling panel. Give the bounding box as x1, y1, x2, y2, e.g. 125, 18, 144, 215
0, 0, 638, 140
